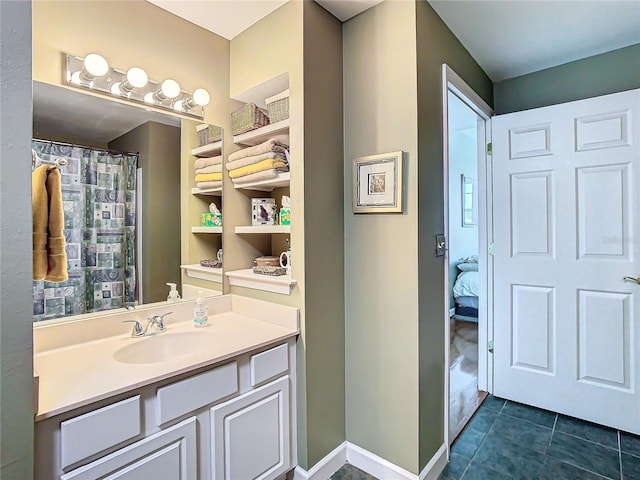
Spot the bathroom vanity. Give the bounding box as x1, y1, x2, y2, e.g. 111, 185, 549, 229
34, 295, 299, 480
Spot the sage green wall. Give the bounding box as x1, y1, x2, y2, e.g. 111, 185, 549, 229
302, 0, 346, 467
344, 1, 420, 473
415, 0, 493, 468
494, 44, 640, 114
109, 122, 181, 303
0, 2, 34, 479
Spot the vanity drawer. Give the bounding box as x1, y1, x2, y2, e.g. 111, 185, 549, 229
60, 395, 141, 468
250, 343, 289, 387
156, 361, 238, 425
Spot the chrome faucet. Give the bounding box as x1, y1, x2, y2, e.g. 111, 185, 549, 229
143, 312, 172, 335
122, 312, 172, 337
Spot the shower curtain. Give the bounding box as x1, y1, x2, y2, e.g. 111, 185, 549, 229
32, 140, 138, 322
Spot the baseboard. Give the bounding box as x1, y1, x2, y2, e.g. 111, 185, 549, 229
347, 442, 417, 480
293, 441, 447, 480
419, 443, 448, 480
292, 442, 347, 480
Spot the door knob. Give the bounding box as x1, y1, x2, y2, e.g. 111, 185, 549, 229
623, 276, 640, 284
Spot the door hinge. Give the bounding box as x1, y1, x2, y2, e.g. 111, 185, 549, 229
488, 242, 494, 255
486, 142, 492, 156
488, 341, 494, 354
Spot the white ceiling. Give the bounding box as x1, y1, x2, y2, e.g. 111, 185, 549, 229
148, 0, 639, 81
428, 0, 640, 82
147, 0, 382, 39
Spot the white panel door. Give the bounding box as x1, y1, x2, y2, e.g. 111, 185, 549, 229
211, 376, 291, 480
493, 89, 640, 433
61, 417, 197, 480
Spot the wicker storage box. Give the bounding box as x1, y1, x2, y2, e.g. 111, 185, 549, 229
253, 265, 286, 276
231, 103, 270, 135
196, 124, 223, 146
254, 256, 280, 267
265, 89, 289, 123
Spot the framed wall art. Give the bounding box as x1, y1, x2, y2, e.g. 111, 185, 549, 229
352, 150, 404, 213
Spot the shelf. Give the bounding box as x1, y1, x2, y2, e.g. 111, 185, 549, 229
235, 225, 290, 234
231, 72, 289, 109
233, 172, 290, 192
233, 119, 289, 146
191, 186, 222, 196
191, 226, 222, 234
225, 269, 296, 295
180, 264, 223, 284
191, 141, 222, 157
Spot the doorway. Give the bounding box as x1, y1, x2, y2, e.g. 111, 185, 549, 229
442, 65, 494, 446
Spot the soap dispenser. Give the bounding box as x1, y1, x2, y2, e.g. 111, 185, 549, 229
167, 283, 181, 303
193, 290, 208, 327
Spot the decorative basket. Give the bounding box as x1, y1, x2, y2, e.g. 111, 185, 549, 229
196, 124, 223, 146
265, 89, 289, 123
254, 256, 280, 267
200, 259, 222, 268
231, 103, 270, 135
253, 265, 286, 276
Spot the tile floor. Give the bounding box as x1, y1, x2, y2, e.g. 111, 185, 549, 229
330, 398, 640, 480
441, 396, 640, 480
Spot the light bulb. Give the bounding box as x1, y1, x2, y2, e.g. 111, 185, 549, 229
161, 79, 180, 99
144, 92, 155, 104
173, 99, 184, 112
83, 53, 109, 77
70, 71, 81, 84
110, 82, 123, 94
192, 88, 210, 106
126, 67, 148, 88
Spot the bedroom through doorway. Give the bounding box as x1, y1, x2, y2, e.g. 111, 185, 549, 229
447, 90, 486, 443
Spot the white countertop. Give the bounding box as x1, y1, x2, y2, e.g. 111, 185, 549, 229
34, 295, 299, 421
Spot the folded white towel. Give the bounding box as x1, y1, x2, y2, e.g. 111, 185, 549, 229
196, 180, 223, 189
226, 151, 287, 171
195, 164, 223, 175
232, 168, 288, 184
194, 155, 223, 170
228, 138, 288, 162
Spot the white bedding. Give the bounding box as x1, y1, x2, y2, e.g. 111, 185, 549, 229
453, 271, 479, 298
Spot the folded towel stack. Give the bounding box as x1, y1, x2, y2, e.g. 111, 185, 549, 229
195, 155, 223, 189
226, 138, 289, 185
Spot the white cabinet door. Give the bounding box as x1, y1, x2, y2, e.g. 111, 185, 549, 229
492, 89, 640, 433
210, 376, 290, 480
61, 417, 197, 480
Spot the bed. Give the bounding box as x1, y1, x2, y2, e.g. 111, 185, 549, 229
452, 258, 479, 321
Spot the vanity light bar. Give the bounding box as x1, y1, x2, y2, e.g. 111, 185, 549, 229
63, 53, 210, 120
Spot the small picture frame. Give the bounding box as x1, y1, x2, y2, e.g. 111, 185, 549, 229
251, 198, 277, 226
461, 175, 477, 227
352, 151, 403, 213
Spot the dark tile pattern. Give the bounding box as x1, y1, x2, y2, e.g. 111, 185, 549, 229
538, 458, 605, 480
437, 395, 628, 480
501, 401, 556, 428
547, 432, 620, 479
451, 426, 486, 459
622, 453, 640, 480
331, 397, 635, 480
439, 452, 470, 480
480, 395, 506, 412
555, 415, 618, 449
330, 463, 377, 480
622, 432, 640, 458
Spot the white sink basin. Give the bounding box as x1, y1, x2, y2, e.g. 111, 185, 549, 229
113, 331, 215, 364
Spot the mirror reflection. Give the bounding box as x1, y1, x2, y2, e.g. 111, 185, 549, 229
32, 81, 223, 322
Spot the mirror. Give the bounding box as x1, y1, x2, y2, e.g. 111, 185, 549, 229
32, 81, 223, 323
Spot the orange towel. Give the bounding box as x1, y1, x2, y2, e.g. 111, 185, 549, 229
32, 165, 68, 282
